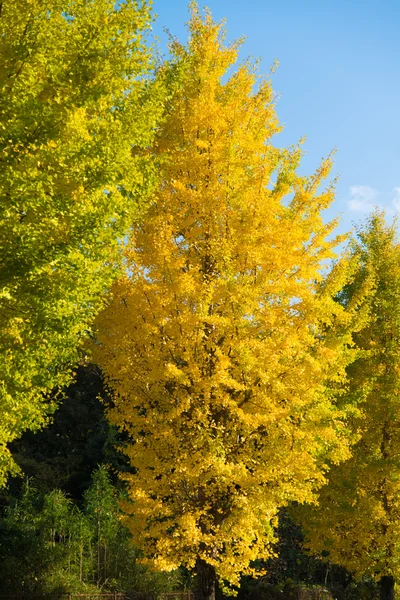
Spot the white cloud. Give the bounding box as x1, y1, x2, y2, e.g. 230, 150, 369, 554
348, 185, 379, 212
391, 187, 400, 212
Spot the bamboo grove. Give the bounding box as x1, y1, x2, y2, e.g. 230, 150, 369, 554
1, 2, 400, 600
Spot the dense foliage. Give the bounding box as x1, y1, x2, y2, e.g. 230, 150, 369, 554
0, 0, 164, 485
92, 7, 365, 597
0, 466, 181, 596
0, 365, 379, 600
296, 214, 400, 600
1, 1, 398, 599
0, 368, 181, 597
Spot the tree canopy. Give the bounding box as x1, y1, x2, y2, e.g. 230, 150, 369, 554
296, 213, 400, 600
0, 0, 164, 485
92, 7, 362, 597
3, 2, 397, 599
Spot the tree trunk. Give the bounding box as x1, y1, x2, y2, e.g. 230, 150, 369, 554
195, 558, 216, 600
380, 576, 395, 600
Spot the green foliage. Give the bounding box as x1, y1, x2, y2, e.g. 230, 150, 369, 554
84, 465, 121, 586
0, 467, 181, 596
0, 0, 165, 486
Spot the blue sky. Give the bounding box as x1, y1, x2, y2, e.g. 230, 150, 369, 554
152, 0, 400, 236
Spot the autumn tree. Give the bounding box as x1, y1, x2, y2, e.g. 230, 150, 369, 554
0, 0, 164, 485
93, 6, 362, 599
295, 213, 400, 600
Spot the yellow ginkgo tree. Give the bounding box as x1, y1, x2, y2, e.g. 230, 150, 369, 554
296, 213, 400, 600
93, 6, 362, 599
0, 0, 164, 486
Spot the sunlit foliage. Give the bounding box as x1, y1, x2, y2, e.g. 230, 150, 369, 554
296, 213, 400, 598
93, 6, 365, 595
0, 0, 164, 485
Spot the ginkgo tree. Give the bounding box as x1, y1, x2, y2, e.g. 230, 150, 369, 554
93, 6, 363, 599
0, 0, 164, 485
295, 213, 400, 600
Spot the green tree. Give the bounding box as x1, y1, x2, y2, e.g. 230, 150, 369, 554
83, 465, 182, 593
0, 468, 181, 595
67, 509, 94, 588
296, 213, 400, 600
92, 6, 362, 599
0, 479, 42, 594
84, 465, 120, 586
0, 0, 164, 486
